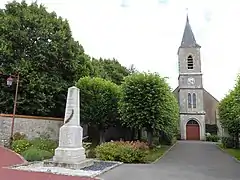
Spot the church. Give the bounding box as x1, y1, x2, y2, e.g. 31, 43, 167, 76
173, 15, 221, 140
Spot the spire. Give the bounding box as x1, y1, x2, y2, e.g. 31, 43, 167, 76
180, 15, 201, 48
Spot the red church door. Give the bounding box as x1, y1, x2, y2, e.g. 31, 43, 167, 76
186, 120, 200, 140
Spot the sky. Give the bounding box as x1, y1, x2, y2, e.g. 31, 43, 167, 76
1, 0, 240, 100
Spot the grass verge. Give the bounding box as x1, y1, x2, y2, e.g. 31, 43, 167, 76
217, 144, 240, 161
144, 145, 170, 163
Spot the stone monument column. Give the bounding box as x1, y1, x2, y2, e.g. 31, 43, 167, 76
53, 86, 88, 164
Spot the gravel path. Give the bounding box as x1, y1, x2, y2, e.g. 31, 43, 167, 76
9, 160, 121, 178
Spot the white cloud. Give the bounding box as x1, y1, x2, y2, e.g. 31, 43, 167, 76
1, 0, 240, 100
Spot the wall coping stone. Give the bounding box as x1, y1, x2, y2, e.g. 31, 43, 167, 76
0, 114, 63, 121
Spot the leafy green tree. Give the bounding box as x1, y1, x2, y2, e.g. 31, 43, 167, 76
91, 58, 130, 85
219, 75, 240, 148
0, 1, 91, 117
76, 77, 121, 144
119, 72, 179, 146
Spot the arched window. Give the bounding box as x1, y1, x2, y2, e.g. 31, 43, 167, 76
187, 120, 198, 125
188, 93, 192, 108
187, 55, 194, 69
193, 93, 196, 108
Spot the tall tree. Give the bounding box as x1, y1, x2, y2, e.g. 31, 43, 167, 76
119, 72, 179, 146
91, 58, 130, 85
76, 77, 121, 144
0, 1, 91, 117
219, 75, 240, 148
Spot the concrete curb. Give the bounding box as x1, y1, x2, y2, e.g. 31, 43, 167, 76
0, 145, 28, 164
216, 144, 240, 163
152, 141, 177, 164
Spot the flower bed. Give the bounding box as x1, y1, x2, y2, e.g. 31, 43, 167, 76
95, 140, 170, 163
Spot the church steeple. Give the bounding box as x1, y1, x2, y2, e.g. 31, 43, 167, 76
179, 15, 201, 48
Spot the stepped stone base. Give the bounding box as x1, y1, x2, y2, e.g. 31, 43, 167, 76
43, 158, 94, 170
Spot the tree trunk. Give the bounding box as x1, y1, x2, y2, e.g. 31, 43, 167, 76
131, 128, 136, 141
138, 129, 142, 140
147, 130, 153, 147
99, 129, 105, 144
235, 133, 239, 149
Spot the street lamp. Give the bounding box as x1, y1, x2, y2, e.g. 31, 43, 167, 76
7, 76, 13, 86
6, 73, 20, 146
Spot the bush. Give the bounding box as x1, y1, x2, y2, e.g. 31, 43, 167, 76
87, 148, 96, 158
11, 139, 32, 154
206, 135, 220, 142
30, 138, 58, 154
159, 130, 175, 145
205, 124, 218, 135
13, 132, 27, 141
222, 136, 234, 148
22, 148, 53, 161
95, 141, 148, 163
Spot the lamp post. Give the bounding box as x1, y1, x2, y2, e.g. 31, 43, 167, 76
6, 73, 20, 145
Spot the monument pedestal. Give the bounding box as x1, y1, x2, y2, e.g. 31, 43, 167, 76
43, 86, 93, 169
43, 158, 93, 170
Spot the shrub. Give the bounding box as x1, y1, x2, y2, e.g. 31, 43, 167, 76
13, 132, 27, 141
87, 148, 96, 158
159, 130, 175, 145
30, 138, 58, 154
22, 148, 53, 161
205, 124, 218, 135
222, 136, 234, 148
11, 139, 32, 154
95, 141, 148, 163
206, 135, 220, 142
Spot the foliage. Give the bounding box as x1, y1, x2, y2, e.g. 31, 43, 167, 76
91, 58, 130, 85
87, 148, 96, 158
224, 148, 240, 160
119, 72, 179, 146
159, 130, 176, 145
95, 141, 148, 163
11, 139, 32, 154
30, 138, 57, 154
218, 75, 240, 148
0, 1, 92, 117
22, 148, 52, 161
11, 137, 57, 156
144, 145, 169, 163
205, 134, 220, 142
222, 136, 234, 148
205, 124, 218, 135
13, 132, 26, 141
76, 77, 121, 143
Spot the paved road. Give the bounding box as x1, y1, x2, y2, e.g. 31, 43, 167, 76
99, 141, 240, 180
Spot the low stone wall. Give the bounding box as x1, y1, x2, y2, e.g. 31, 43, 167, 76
0, 114, 63, 141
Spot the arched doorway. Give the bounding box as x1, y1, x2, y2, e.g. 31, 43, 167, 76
186, 120, 200, 140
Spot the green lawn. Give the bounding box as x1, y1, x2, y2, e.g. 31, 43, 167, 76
224, 148, 240, 160
218, 144, 240, 160
144, 145, 170, 163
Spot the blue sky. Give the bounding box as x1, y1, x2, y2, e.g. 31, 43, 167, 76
1, 0, 240, 100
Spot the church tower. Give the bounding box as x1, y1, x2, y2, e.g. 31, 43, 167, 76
177, 15, 206, 140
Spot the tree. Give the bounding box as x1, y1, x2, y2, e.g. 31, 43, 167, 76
0, 1, 91, 117
218, 75, 240, 148
76, 77, 121, 144
91, 58, 130, 85
119, 72, 179, 146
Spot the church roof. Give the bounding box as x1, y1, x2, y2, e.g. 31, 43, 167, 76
179, 15, 201, 48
